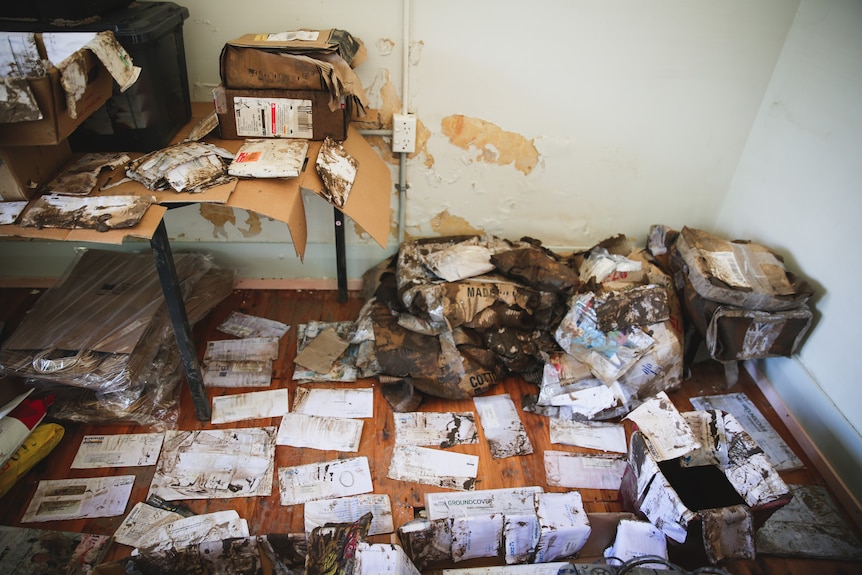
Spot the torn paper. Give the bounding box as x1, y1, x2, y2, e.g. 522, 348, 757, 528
393, 411, 478, 448
293, 321, 359, 383
228, 138, 308, 178
316, 136, 357, 208
549, 419, 627, 453
388, 444, 478, 491
42, 152, 130, 196
19, 193, 154, 232
0, 201, 27, 225
71, 432, 164, 468
292, 386, 374, 419
126, 141, 234, 193
210, 388, 289, 424
22, 475, 135, 522
113, 501, 184, 548
134, 510, 249, 555
624, 391, 700, 461
278, 456, 373, 506
276, 412, 364, 452
217, 311, 290, 339
544, 450, 627, 490
148, 428, 276, 501
690, 392, 803, 471
473, 394, 533, 459
305, 494, 394, 536
293, 326, 350, 374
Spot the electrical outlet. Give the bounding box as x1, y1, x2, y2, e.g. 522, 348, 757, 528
392, 113, 417, 153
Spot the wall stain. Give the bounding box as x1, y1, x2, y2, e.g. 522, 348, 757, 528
199, 204, 263, 239
441, 115, 538, 175
424, 209, 484, 238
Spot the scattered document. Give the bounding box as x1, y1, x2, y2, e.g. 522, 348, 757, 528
624, 391, 700, 461
278, 456, 373, 506
473, 394, 533, 459
113, 501, 184, 548
205, 337, 280, 361
549, 419, 627, 453
134, 510, 249, 555
292, 386, 374, 419
544, 450, 627, 490
293, 321, 359, 383
276, 412, 364, 452
293, 326, 350, 374
217, 311, 290, 339
203, 336, 279, 388
305, 494, 394, 536
393, 412, 478, 448
355, 542, 421, 575
228, 138, 309, 178
425, 487, 543, 521
22, 475, 135, 522
71, 432, 164, 468
211, 388, 289, 424
148, 428, 276, 501
690, 392, 803, 471
388, 445, 478, 491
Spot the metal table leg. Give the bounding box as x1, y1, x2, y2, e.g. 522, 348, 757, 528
150, 219, 211, 421
334, 206, 347, 303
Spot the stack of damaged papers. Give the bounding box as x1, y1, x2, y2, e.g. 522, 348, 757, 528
42, 152, 131, 196
126, 141, 235, 193
227, 138, 309, 178
293, 321, 360, 382
217, 311, 290, 339
202, 336, 279, 387
19, 193, 155, 231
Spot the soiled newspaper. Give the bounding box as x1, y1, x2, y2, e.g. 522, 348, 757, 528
134, 510, 249, 554
22, 475, 135, 522
71, 432, 164, 468
388, 445, 478, 491
278, 456, 373, 506
304, 494, 393, 536
276, 412, 364, 452
113, 501, 184, 547
393, 411, 478, 448
210, 388, 289, 424
217, 311, 290, 339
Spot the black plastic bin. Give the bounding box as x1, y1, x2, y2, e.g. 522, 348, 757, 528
0, 2, 192, 152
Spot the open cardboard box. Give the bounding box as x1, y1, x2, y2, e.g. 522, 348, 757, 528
0, 49, 112, 147
0, 140, 73, 201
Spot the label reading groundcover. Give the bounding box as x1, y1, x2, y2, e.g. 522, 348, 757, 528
234, 97, 313, 138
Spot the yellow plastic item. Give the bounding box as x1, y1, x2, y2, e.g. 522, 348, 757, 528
0, 423, 64, 498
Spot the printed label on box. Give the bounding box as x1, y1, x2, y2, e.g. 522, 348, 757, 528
233, 97, 313, 138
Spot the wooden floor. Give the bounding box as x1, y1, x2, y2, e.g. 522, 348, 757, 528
1, 286, 860, 574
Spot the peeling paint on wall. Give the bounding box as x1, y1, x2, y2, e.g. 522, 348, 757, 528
376, 38, 395, 56
441, 115, 539, 176
417, 209, 484, 238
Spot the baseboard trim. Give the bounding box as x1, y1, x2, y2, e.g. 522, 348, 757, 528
744, 359, 862, 531
0, 276, 366, 292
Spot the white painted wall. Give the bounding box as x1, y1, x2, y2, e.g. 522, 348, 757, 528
716, 0, 862, 502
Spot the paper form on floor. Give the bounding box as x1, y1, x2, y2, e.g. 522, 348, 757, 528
276, 412, 363, 452
388, 445, 478, 491
544, 450, 627, 490
393, 411, 478, 448
133, 510, 249, 554
112, 501, 184, 548
22, 475, 135, 522
148, 428, 276, 500
210, 388, 289, 424
690, 392, 803, 471
278, 456, 373, 506
304, 494, 394, 536
548, 418, 627, 452
472, 394, 533, 459
71, 432, 164, 468
292, 386, 374, 418
216, 311, 290, 339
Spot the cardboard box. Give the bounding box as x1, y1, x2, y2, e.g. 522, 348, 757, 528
0, 50, 112, 147
0, 140, 73, 200
213, 86, 350, 141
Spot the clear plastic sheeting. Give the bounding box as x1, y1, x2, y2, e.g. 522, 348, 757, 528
0, 249, 235, 427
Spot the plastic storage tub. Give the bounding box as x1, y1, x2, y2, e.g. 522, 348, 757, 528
0, 2, 192, 152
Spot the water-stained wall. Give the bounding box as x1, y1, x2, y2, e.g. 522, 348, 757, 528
164, 0, 800, 271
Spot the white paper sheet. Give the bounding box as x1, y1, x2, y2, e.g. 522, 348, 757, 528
217, 311, 290, 339
211, 388, 289, 424
41, 32, 97, 67
304, 494, 394, 536
278, 456, 373, 506
276, 412, 364, 452
136, 510, 249, 554
292, 386, 374, 418
113, 502, 184, 548
544, 450, 627, 490
624, 391, 700, 461
148, 428, 276, 501
549, 418, 627, 453
204, 337, 280, 361
0, 32, 44, 77
451, 514, 505, 562
603, 519, 668, 565
71, 433, 164, 469
472, 394, 533, 459
689, 392, 803, 471
22, 475, 135, 522
203, 359, 273, 388
388, 445, 478, 491
0, 201, 28, 226
393, 412, 478, 447
355, 542, 421, 575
